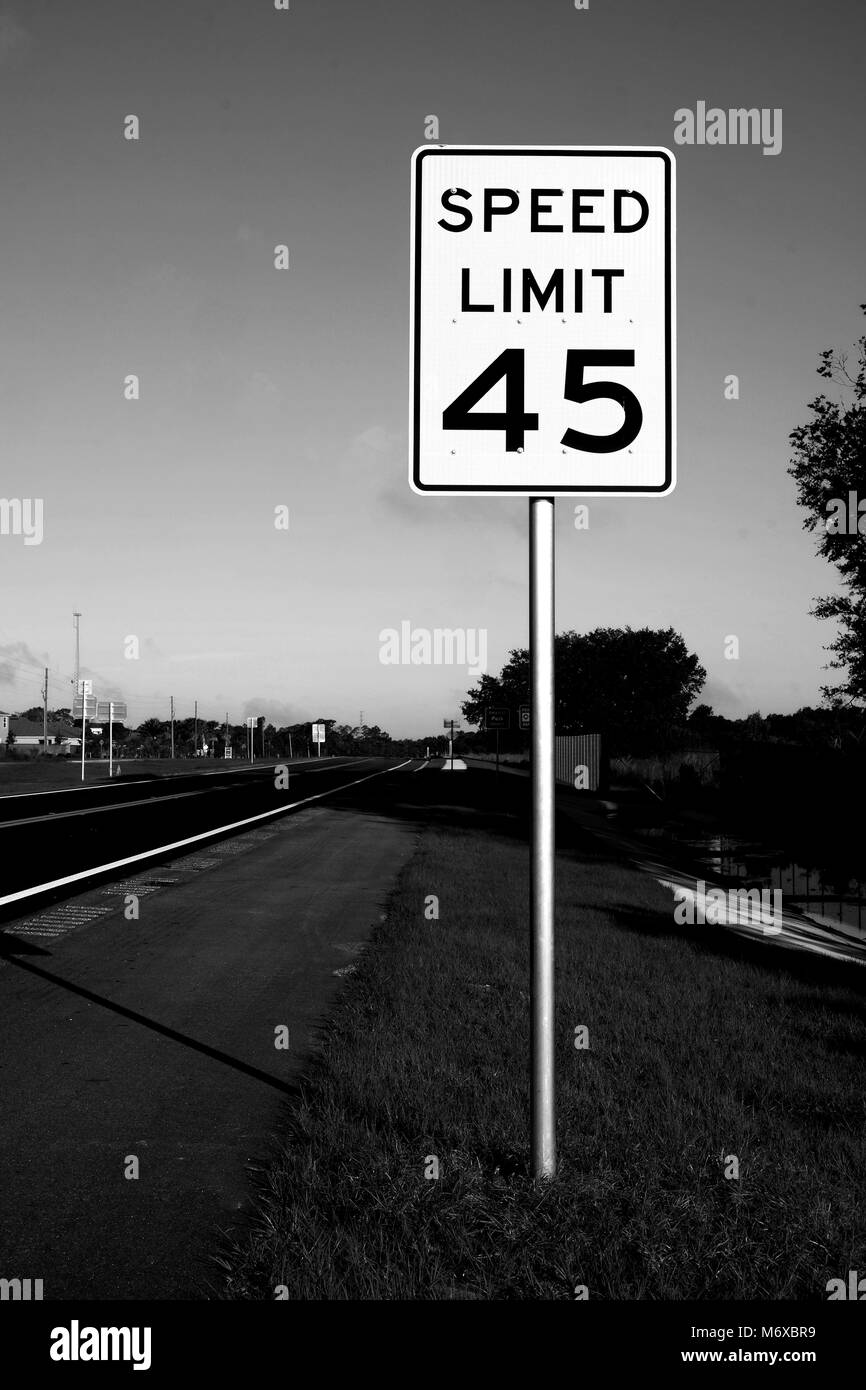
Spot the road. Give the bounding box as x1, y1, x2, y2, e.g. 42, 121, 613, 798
0, 756, 394, 911
0, 758, 421, 1298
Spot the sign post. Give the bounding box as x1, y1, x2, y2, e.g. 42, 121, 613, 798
485, 707, 510, 775
97, 701, 127, 778
442, 719, 462, 769
411, 145, 675, 1179
75, 680, 94, 783
530, 497, 555, 1176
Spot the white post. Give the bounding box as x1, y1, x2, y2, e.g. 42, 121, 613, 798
109, 703, 114, 778
80, 686, 87, 784
530, 497, 556, 1180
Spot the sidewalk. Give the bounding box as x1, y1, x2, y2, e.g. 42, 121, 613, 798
0, 799, 418, 1298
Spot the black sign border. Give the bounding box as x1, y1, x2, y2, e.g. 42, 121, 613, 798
411, 146, 673, 495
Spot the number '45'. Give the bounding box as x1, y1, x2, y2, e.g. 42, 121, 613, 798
442, 348, 643, 454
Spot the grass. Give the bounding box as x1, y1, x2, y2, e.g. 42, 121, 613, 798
218, 776, 866, 1300
0, 755, 272, 793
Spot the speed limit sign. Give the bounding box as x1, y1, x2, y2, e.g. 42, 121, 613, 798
410, 145, 675, 496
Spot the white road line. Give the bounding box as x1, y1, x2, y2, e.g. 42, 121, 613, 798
0, 756, 369, 800
0, 760, 412, 907
0, 759, 377, 826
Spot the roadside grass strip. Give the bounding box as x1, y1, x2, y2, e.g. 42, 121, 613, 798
220, 823, 866, 1300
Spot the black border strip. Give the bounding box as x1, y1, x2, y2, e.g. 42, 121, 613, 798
411, 147, 673, 495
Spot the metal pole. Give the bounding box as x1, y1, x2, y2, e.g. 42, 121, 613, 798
194, 700, 198, 757
109, 703, 113, 778
79, 683, 87, 784
529, 497, 556, 1180
42, 667, 48, 755
170, 696, 175, 760
72, 612, 81, 693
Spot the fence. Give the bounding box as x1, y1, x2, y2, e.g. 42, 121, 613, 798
555, 734, 603, 792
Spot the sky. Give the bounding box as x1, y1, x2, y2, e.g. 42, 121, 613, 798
0, 0, 863, 736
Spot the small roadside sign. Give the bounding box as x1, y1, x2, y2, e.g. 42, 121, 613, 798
519, 704, 531, 730
96, 701, 127, 721
485, 707, 510, 730
311, 723, 326, 743
72, 695, 97, 718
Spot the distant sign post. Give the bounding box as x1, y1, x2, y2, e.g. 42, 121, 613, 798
97, 700, 127, 778
442, 718, 462, 769
485, 706, 510, 775
412, 145, 676, 1179
74, 681, 96, 782
311, 722, 326, 757
519, 705, 531, 732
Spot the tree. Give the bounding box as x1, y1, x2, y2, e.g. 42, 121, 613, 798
137, 717, 169, 757
462, 626, 705, 756
788, 306, 866, 705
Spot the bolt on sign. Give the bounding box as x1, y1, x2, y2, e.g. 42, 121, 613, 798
410, 145, 675, 495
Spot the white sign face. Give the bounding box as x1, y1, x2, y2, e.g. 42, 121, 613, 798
96, 701, 127, 721
410, 146, 675, 496
312, 723, 325, 743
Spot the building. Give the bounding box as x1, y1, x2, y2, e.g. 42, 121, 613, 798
6, 718, 77, 752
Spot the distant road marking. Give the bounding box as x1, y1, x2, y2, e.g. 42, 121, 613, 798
0, 761, 413, 907
0, 760, 376, 826
0, 756, 367, 800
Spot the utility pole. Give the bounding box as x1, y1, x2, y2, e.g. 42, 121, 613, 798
170, 696, 175, 760
194, 700, 198, 757
42, 667, 48, 753
72, 611, 81, 692
224, 711, 229, 759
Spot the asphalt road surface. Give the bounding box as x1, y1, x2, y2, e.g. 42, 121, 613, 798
0, 758, 420, 1298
